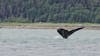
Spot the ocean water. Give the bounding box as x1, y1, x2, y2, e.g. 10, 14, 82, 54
0, 28, 100, 56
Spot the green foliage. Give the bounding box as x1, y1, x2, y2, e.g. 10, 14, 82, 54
5, 17, 30, 23
0, 0, 100, 23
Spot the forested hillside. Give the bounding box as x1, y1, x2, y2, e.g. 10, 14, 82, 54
0, 0, 100, 23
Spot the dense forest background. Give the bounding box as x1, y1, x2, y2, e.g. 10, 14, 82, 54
0, 0, 100, 23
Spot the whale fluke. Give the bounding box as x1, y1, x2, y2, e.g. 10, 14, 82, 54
57, 27, 84, 39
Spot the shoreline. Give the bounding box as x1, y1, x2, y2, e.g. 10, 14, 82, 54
0, 25, 100, 30
0, 23, 100, 30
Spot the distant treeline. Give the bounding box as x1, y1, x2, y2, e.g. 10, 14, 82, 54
0, 0, 100, 23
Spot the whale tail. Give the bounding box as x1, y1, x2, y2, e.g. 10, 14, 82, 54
57, 27, 84, 39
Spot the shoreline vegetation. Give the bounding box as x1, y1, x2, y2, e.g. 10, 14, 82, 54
0, 23, 100, 30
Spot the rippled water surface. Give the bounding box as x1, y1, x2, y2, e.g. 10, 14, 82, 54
0, 28, 100, 56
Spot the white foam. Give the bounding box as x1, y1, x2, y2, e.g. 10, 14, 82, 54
54, 36, 61, 39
